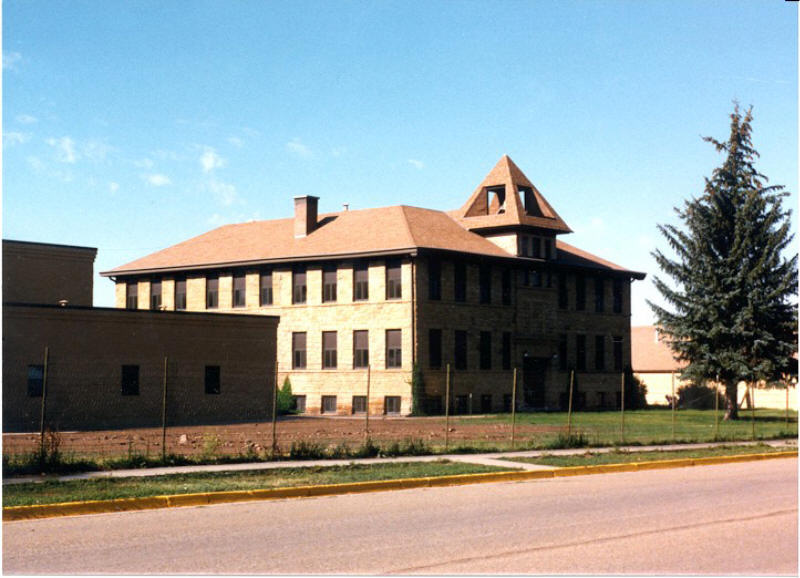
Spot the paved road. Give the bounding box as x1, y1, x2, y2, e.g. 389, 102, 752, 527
4, 459, 797, 574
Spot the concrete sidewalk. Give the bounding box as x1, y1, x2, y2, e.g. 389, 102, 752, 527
4, 439, 795, 485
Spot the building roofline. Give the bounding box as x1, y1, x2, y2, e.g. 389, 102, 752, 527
3, 239, 98, 253
2, 301, 281, 321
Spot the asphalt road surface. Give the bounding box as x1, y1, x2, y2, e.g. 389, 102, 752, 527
4, 458, 797, 574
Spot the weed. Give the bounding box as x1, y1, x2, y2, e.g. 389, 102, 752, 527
289, 440, 326, 460
201, 434, 221, 459
545, 431, 589, 449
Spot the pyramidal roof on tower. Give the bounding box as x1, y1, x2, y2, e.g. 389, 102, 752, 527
450, 155, 572, 234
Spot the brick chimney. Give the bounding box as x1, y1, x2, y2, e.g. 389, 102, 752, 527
294, 195, 319, 238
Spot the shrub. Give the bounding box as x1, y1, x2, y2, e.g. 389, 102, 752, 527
289, 440, 326, 460
277, 377, 296, 415
677, 382, 718, 409
545, 431, 589, 449
410, 363, 426, 416
624, 369, 648, 410
352, 438, 380, 458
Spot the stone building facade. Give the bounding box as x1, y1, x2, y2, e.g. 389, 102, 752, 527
103, 156, 645, 415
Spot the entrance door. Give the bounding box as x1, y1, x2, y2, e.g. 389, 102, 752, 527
522, 357, 548, 408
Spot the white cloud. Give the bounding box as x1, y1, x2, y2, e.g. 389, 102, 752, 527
109, 182, 120, 193
134, 158, 154, 169
208, 179, 239, 206
3, 51, 22, 70
3, 132, 31, 146
408, 159, 425, 170
331, 147, 347, 158
200, 147, 226, 173
286, 138, 312, 158
16, 114, 38, 124
227, 136, 244, 148
46, 136, 78, 163
83, 139, 112, 162
26, 156, 45, 171
145, 173, 171, 187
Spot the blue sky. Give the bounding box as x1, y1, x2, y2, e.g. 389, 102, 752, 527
3, 1, 797, 324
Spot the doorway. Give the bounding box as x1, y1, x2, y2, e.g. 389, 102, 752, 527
522, 357, 548, 408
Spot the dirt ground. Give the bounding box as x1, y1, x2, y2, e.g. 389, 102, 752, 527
3, 416, 565, 459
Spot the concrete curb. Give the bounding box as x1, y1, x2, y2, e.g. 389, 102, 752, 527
4, 450, 796, 522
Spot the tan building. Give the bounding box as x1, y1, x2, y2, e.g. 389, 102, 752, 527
632, 325, 797, 410
3, 240, 279, 432
103, 156, 645, 415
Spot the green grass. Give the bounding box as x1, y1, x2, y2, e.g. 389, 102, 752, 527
455, 408, 797, 447
507, 443, 795, 467
2, 460, 515, 507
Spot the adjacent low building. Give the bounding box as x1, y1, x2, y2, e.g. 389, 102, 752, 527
103, 156, 646, 415
3, 239, 279, 432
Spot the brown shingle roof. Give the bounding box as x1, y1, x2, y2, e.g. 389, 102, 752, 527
556, 241, 646, 279
631, 325, 687, 372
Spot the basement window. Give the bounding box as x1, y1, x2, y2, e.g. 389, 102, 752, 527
384, 396, 401, 415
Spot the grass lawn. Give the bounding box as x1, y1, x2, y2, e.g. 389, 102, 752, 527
508, 443, 796, 467
457, 408, 797, 447
2, 460, 516, 507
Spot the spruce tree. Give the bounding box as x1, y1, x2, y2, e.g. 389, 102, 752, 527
649, 105, 797, 420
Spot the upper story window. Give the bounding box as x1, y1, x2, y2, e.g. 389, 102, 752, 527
454, 330, 467, 370
150, 280, 162, 310
613, 336, 623, 371
292, 265, 307, 304
575, 275, 586, 311
233, 272, 246, 308
353, 330, 369, 368
519, 236, 530, 257
260, 270, 273, 306
428, 258, 442, 301
454, 262, 467, 302
429, 328, 442, 369
386, 259, 402, 300
544, 238, 554, 260
532, 237, 542, 259
479, 265, 491, 304
322, 264, 337, 303
174, 278, 187, 310
206, 275, 219, 309
126, 282, 138, 310
501, 268, 511, 305
558, 334, 568, 370
292, 332, 307, 369
613, 279, 623, 314
594, 278, 605, 313
353, 261, 369, 301
322, 331, 337, 369
386, 329, 402, 368
595, 335, 606, 370
479, 331, 492, 370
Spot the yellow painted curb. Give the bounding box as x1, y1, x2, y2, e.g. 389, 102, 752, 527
4, 450, 796, 522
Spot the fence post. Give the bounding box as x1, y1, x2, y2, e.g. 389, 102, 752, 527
566, 370, 575, 438
620, 371, 625, 444
750, 383, 756, 440
714, 383, 720, 440
365, 364, 371, 442
444, 364, 451, 451
161, 356, 168, 462
271, 364, 279, 458
39, 346, 50, 459
671, 372, 676, 441
511, 367, 518, 449
786, 384, 790, 429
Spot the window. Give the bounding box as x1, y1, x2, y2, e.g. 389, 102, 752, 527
322, 331, 337, 369
479, 331, 492, 370
321, 395, 337, 414
353, 330, 369, 368
595, 335, 606, 371
531, 269, 542, 288
174, 278, 187, 310
293, 395, 306, 413
292, 266, 307, 304
386, 259, 402, 299
532, 237, 542, 259
322, 264, 337, 302
27, 365, 44, 397
613, 336, 623, 371
559, 334, 568, 370
575, 275, 586, 311
292, 332, 307, 369
206, 276, 219, 309
353, 261, 369, 301
576, 335, 586, 371
481, 394, 492, 413
479, 265, 491, 304
429, 329, 442, 369
260, 270, 273, 306
352, 395, 367, 414
454, 262, 467, 302
613, 279, 623, 314
501, 268, 511, 305
205, 365, 221, 394
544, 238, 553, 260
126, 282, 138, 310
384, 396, 401, 415
386, 329, 402, 368
519, 236, 529, 257
558, 274, 568, 309
455, 395, 470, 414
454, 330, 467, 370
121, 365, 139, 396
503, 394, 512, 412
428, 258, 442, 300
233, 273, 246, 308
520, 269, 529, 286
595, 278, 605, 313
502, 332, 511, 370
150, 280, 162, 310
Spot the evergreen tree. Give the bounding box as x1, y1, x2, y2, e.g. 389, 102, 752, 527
649, 105, 797, 420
